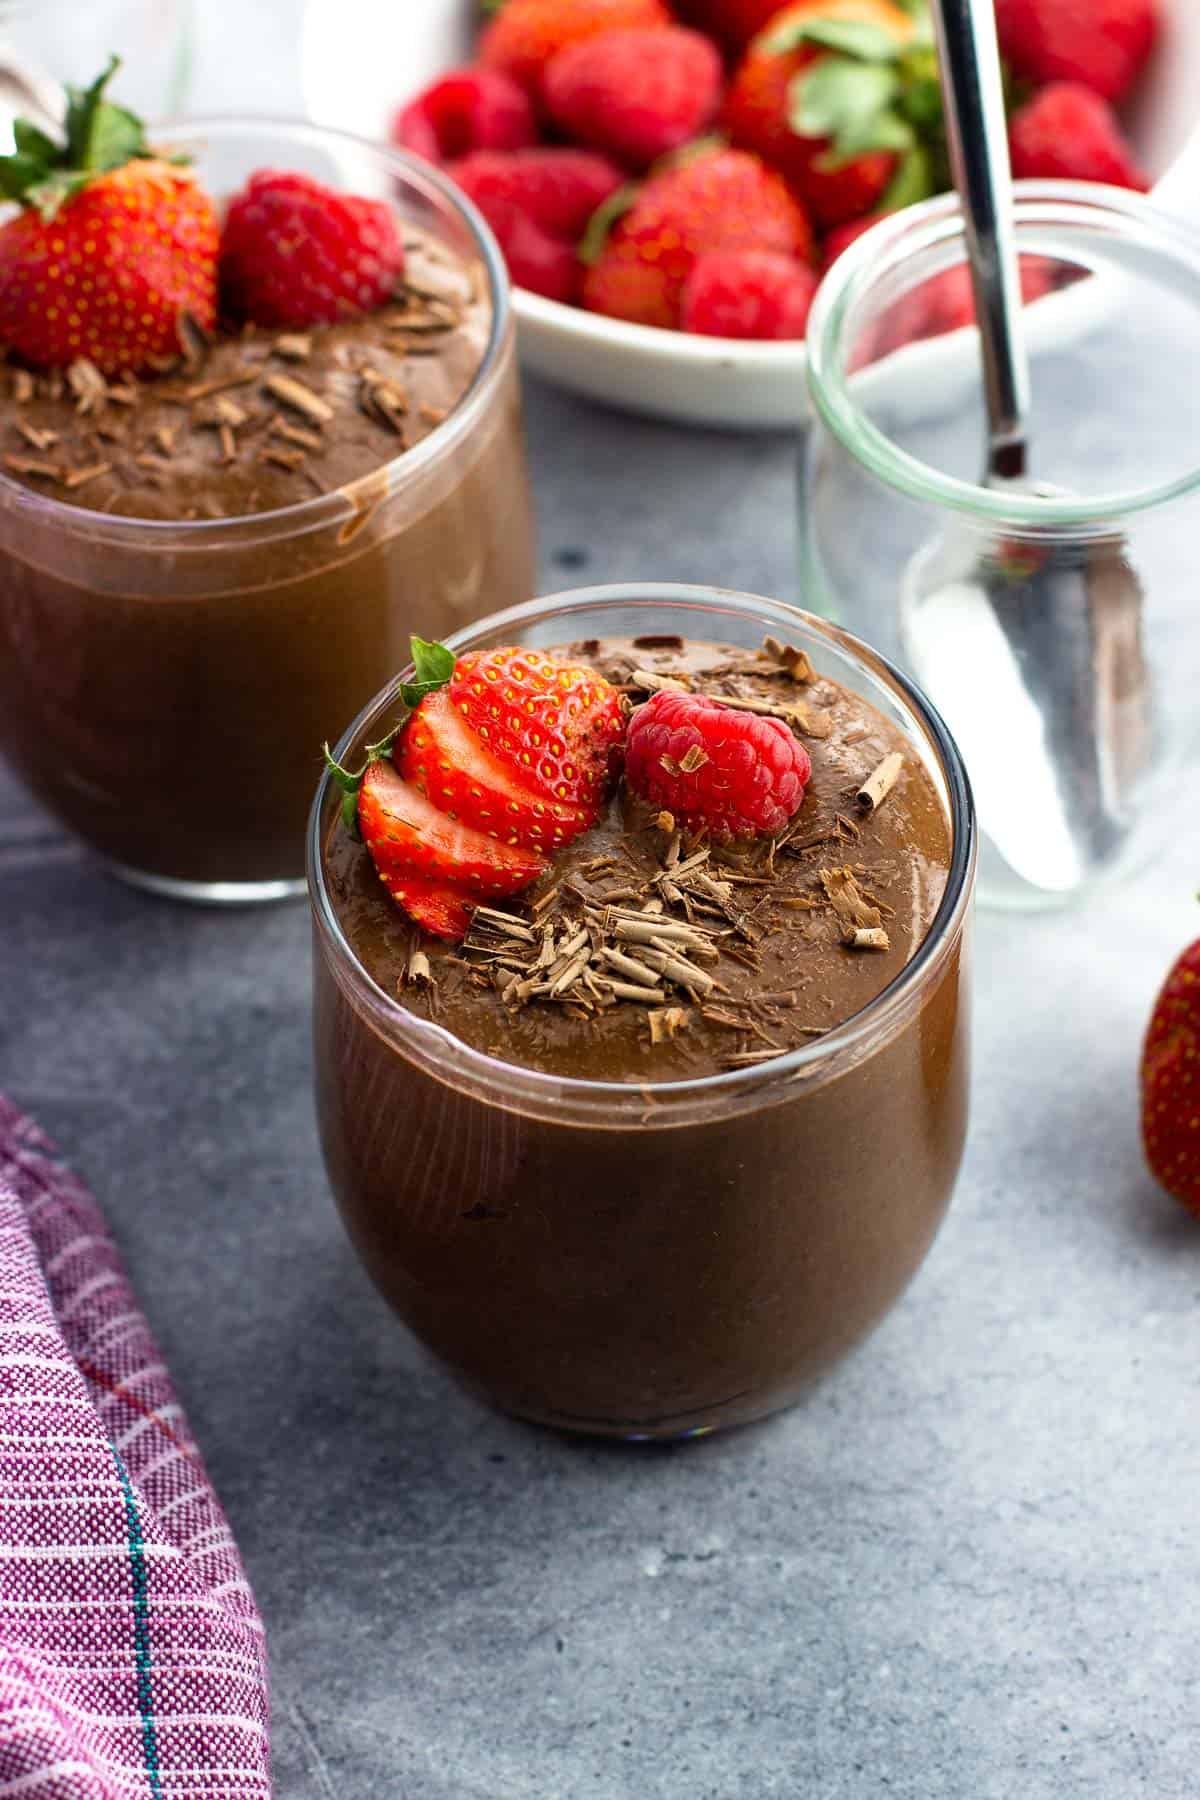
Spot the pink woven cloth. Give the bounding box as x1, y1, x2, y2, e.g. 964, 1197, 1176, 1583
0, 1096, 271, 1798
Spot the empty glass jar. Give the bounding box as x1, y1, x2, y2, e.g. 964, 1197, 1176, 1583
802, 183, 1200, 908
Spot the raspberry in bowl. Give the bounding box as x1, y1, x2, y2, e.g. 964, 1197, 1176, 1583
309, 584, 976, 1438
0, 76, 535, 901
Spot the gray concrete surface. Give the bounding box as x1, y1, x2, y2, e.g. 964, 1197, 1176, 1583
2, 373, 1198, 1798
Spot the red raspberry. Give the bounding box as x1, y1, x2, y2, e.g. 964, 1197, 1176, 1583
1008, 82, 1148, 190
543, 27, 723, 171
392, 68, 537, 165
682, 249, 818, 339
625, 691, 812, 841
220, 170, 404, 329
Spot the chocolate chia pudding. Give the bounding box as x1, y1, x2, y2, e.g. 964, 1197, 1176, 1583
310, 587, 976, 1439
0, 121, 535, 898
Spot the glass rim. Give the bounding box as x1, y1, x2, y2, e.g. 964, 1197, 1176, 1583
806, 180, 1200, 530
307, 582, 978, 1121
0, 114, 513, 549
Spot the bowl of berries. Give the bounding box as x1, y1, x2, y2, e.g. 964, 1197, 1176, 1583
303, 0, 1199, 428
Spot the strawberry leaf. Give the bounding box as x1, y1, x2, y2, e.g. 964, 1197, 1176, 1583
398, 636, 456, 709
0, 55, 178, 216
791, 61, 911, 160
761, 16, 901, 60
579, 181, 639, 265
879, 142, 934, 210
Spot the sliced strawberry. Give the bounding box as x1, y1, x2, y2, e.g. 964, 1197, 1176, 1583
398, 688, 591, 851
379, 872, 475, 941
357, 759, 547, 897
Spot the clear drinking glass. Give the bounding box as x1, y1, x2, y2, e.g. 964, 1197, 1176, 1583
309, 584, 977, 1440
0, 0, 192, 137
803, 183, 1200, 909
0, 118, 536, 901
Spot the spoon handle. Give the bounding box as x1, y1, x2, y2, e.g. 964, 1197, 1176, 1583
929, 0, 1030, 477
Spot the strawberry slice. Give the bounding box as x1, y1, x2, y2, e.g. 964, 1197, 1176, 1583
357, 759, 546, 901
379, 872, 475, 941
398, 687, 591, 852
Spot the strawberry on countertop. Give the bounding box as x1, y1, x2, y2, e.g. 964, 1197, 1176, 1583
0, 57, 218, 374
327, 637, 626, 940
1141, 933, 1200, 1220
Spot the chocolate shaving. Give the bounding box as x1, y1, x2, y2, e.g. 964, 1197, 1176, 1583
181, 366, 258, 402
848, 927, 890, 951
818, 865, 884, 944
648, 1006, 689, 1045
4, 454, 61, 481
12, 369, 35, 404
271, 418, 323, 451
153, 424, 178, 456
631, 667, 691, 695
67, 359, 108, 414
62, 461, 112, 490
856, 752, 904, 812
273, 333, 312, 362
175, 310, 212, 370
358, 367, 409, 435
762, 635, 815, 683
218, 423, 237, 465
419, 404, 447, 427
14, 419, 58, 452
261, 445, 306, 472
263, 373, 333, 424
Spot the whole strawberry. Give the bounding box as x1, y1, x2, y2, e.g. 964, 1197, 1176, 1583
1009, 82, 1148, 190
582, 148, 814, 331
0, 59, 217, 374
220, 171, 405, 329
723, 0, 937, 230
543, 27, 724, 171
681, 249, 818, 338
1141, 937, 1200, 1219
327, 637, 626, 939
480, 0, 672, 102
995, 0, 1159, 104
674, 0, 795, 52
392, 67, 537, 165
626, 690, 811, 840
446, 148, 625, 301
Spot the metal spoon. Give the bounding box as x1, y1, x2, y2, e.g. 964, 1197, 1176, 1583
900, 0, 1154, 899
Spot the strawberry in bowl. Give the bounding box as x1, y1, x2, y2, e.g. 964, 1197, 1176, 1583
359, 0, 1189, 426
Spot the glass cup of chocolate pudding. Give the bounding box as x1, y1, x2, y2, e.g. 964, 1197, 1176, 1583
0, 118, 535, 901
310, 584, 976, 1439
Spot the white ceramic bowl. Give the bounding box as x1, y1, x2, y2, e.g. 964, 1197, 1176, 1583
302, 0, 1200, 430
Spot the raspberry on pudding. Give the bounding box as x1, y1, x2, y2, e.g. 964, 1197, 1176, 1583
311, 587, 976, 1437
0, 69, 534, 898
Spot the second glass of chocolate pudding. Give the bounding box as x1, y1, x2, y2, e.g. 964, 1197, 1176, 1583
311, 586, 976, 1439
0, 119, 534, 900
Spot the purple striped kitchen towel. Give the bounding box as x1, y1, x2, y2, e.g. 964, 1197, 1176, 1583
0, 1095, 270, 1798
